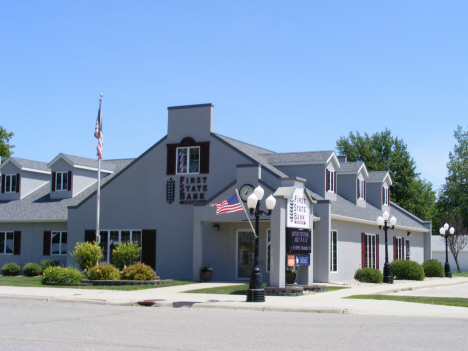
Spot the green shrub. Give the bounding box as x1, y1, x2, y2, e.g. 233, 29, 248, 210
40, 259, 60, 272
41, 266, 84, 284
390, 259, 425, 281
354, 267, 383, 283
70, 241, 103, 270
112, 242, 142, 270
87, 263, 120, 280
423, 259, 444, 278
1, 262, 21, 276
22, 262, 42, 277
121, 262, 156, 280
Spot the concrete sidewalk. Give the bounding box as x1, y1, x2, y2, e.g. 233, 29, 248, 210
1, 277, 468, 318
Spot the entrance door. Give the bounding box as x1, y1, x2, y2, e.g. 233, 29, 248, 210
237, 231, 255, 279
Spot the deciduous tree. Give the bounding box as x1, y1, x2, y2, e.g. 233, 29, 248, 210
0, 126, 14, 162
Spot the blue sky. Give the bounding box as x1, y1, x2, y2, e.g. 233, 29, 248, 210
1, 1, 467, 192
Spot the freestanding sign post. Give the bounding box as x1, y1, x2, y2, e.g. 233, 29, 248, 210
270, 177, 315, 288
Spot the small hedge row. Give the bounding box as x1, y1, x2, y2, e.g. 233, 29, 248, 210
423, 259, 444, 277
354, 267, 383, 283
390, 259, 425, 281
1, 259, 61, 277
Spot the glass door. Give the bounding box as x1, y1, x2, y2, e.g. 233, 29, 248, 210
237, 231, 255, 279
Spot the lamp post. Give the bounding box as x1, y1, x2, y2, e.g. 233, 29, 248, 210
377, 211, 397, 284
246, 185, 276, 302
439, 223, 455, 278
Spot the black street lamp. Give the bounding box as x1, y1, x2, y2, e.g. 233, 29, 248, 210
439, 223, 455, 278
246, 185, 276, 302
377, 211, 397, 284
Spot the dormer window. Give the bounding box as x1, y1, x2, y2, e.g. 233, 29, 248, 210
177, 147, 200, 174
56, 172, 68, 191
382, 187, 390, 205
357, 179, 366, 200
326, 169, 336, 193
5, 175, 17, 193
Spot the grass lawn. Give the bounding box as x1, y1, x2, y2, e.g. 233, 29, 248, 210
346, 294, 468, 308
184, 284, 346, 295
0, 276, 193, 291
452, 271, 468, 277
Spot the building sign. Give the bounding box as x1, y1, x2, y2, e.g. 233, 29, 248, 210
287, 255, 296, 266
179, 176, 208, 204
286, 228, 311, 254
287, 187, 310, 228
295, 254, 310, 266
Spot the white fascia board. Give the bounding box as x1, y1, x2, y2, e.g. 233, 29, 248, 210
47, 154, 74, 168
360, 164, 369, 178
0, 158, 21, 171
22, 168, 51, 175
0, 219, 67, 223
331, 214, 429, 233
73, 165, 114, 173
327, 152, 341, 169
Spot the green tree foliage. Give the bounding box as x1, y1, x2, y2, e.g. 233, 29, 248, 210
336, 129, 436, 220
0, 126, 15, 162
437, 126, 468, 229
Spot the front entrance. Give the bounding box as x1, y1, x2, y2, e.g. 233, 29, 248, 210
236, 231, 255, 279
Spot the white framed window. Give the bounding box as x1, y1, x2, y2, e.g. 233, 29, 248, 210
236, 230, 255, 280
364, 233, 376, 268
266, 229, 271, 272
4, 175, 17, 193
327, 170, 335, 192
395, 237, 404, 260
98, 230, 142, 264
51, 231, 67, 255
176, 147, 200, 174
383, 187, 389, 205
358, 179, 365, 199
55, 172, 69, 191
0, 232, 14, 254
330, 230, 337, 272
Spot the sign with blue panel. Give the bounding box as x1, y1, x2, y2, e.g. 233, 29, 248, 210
295, 254, 310, 266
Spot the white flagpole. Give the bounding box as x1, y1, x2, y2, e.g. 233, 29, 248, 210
95, 95, 102, 244
235, 189, 257, 237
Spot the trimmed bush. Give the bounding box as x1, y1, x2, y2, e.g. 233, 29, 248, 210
41, 266, 84, 284
112, 242, 142, 270
22, 262, 42, 277
1, 262, 21, 276
423, 259, 444, 278
70, 241, 103, 270
354, 267, 383, 283
121, 262, 156, 281
40, 259, 60, 272
390, 259, 425, 281
87, 263, 120, 280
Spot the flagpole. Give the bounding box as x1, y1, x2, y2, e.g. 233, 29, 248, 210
95, 94, 103, 244
235, 189, 257, 237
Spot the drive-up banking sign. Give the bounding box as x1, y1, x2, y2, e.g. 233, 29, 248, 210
286, 186, 311, 266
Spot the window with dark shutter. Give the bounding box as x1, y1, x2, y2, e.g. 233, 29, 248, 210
361, 233, 365, 268
1, 174, 4, 193
376, 235, 379, 269
334, 171, 337, 193
52, 172, 56, 192
85, 230, 96, 243
13, 231, 21, 255
43, 231, 51, 256
357, 179, 360, 199
382, 187, 385, 205
141, 229, 156, 270
68, 171, 72, 191
364, 180, 366, 200
393, 237, 397, 260
16, 174, 20, 193
167, 139, 210, 175
326, 169, 330, 191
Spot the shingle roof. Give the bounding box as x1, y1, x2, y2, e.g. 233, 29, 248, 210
367, 171, 389, 181
262, 151, 334, 164
0, 158, 134, 221
337, 161, 364, 173
6, 157, 50, 172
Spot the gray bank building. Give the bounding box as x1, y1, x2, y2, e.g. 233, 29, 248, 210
0, 104, 432, 286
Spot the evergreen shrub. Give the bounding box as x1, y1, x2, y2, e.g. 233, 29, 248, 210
121, 262, 156, 280
1, 262, 21, 276
70, 242, 103, 270
112, 242, 142, 270
354, 267, 383, 283
87, 264, 120, 280
22, 262, 42, 277
423, 259, 444, 278
390, 259, 425, 280
41, 266, 83, 284
40, 259, 60, 272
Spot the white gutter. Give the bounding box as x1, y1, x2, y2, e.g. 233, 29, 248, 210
331, 214, 429, 233
0, 219, 67, 223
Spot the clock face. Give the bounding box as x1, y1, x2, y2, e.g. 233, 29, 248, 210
239, 184, 254, 202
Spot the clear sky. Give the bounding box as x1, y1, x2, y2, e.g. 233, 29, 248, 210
1, 1, 467, 192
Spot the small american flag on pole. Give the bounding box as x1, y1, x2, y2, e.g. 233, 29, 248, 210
94, 102, 103, 160
211, 193, 243, 215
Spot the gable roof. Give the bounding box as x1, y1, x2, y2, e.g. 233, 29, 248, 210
337, 161, 369, 177
0, 157, 50, 174
0, 158, 134, 222
47, 153, 115, 173
367, 171, 393, 185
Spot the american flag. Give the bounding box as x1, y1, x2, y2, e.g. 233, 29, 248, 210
94, 103, 103, 160
212, 193, 243, 215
